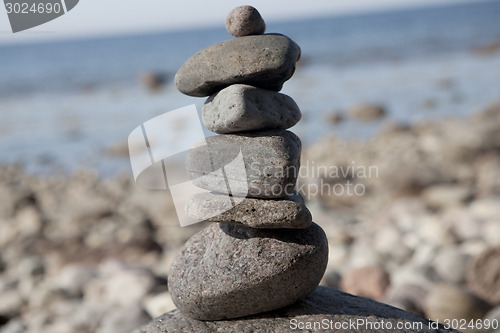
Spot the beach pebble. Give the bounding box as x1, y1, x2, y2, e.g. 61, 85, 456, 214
186, 191, 312, 228
444, 208, 482, 242
481, 219, 500, 245
51, 264, 97, 297
348, 103, 386, 121
226, 6, 265, 37
168, 223, 328, 320
384, 283, 428, 316
424, 284, 491, 325
0, 319, 26, 333
186, 130, 301, 198
84, 262, 158, 306
28, 283, 73, 310
142, 292, 176, 319
433, 247, 470, 284
320, 268, 342, 288
135, 286, 459, 333
0, 289, 23, 319
467, 245, 500, 305
202, 84, 301, 134
95, 305, 151, 333
175, 34, 301, 96
340, 265, 391, 301
139, 72, 167, 91
390, 263, 437, 287
422, 184, 471, 209
417, 216, 457, 246
372, 226, 413, 263
326, 112, 344, 124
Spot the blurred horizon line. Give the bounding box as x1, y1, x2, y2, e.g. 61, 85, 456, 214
0, 0, 489, 48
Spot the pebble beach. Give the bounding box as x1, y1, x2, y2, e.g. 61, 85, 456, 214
1, 102, 499, 332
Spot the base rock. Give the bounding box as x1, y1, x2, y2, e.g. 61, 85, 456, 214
133, 286, 459, 333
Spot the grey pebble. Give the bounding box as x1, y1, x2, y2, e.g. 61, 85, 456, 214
202, 84, 301, 134
168, 222, 328, 320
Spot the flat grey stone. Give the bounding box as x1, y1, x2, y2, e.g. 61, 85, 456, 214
133, 286, 459, 333
225, 6, 265, 37
424, 284, 491, 324
167, 223, 328, 320
202, 84, 301, 134
186, 130, 301, 199
174, 34, 301, 97
186, 191, 312, 229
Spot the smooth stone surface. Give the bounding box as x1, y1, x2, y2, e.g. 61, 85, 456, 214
175, 34, 301, 97
168, 223, 328, 320
202, 84, 301, 134
134, 286, 459, 333
186, 130, 301, 199
225, 6, 265, 37
186, 191, 312, 228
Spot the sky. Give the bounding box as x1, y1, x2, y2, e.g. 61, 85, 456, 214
0, 0, 479, 45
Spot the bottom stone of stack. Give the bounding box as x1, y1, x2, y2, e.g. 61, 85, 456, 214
134, 286, 460, 333
168, 223, 328, 320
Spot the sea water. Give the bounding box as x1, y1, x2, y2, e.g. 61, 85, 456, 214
0, 1, 499, 176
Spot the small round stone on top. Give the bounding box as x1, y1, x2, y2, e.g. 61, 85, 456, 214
226, 5, 266, 37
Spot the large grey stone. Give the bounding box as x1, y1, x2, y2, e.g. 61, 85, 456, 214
186, 130, 301, 199
168, 223, 328, 320
174, 34, 301, 97
225, 6, 265, 37
202, 84, 301, 134
186, 191, 312, 229
133, 286, 459, 333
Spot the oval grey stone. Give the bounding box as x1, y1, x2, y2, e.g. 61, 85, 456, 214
174, 34, 301, 97
225, 6, 266, 37
202, 84, 301, 134
168, 222, 328, 320
186, 191, 312, 229
186, 130, 301, 199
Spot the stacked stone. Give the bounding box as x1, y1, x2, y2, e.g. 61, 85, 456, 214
168, 6, 328, 321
